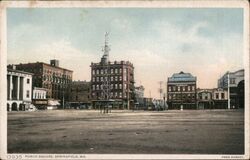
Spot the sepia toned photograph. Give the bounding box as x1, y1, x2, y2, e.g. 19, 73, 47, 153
0, 0, 249, 160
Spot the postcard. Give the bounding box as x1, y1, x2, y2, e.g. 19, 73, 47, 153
0, 0, 249, 160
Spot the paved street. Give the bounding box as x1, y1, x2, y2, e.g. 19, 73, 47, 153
8, 109, 244, 154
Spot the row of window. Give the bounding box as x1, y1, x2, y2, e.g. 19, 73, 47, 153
43, 69, 72, 79
92, 83, 127, 90
92, 75, 127, 82
168, 85, 195, 92
92, 68, 127, 75
43, 75, 71, 83
168, 93, 195, 100
33, 92, 46, 99
92, 92, 127, 98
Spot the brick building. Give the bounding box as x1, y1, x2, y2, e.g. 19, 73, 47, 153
91, 60, 135, 109
8, 60, 73, 107
90, 33, 135, 110
167, 71, 197, 109
68, 81, 91, 109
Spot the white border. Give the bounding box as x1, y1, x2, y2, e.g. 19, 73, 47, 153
0, 0, 249, 160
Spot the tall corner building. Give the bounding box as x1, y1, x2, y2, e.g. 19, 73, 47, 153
217, 69, 244, 108
90, 33, 135, 109
8, 60, 73, 107
167, 71, 197, 109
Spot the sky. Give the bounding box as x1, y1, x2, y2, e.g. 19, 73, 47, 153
7, 8, 244, 98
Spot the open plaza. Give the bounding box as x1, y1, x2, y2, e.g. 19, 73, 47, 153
8, 109, 244, 154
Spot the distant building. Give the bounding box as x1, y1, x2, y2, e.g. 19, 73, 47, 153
218, 69, 244, 108
134, 85, 145, 109
7, 68, 33, 111
212, 88, 228, 109
90, 33, 135, 110
8, 59, 73, 108
167, 71, 197, 109
68, 81, 91, 109
197, 89, 213, 109
143, 97, 154, 110
32, 87, 48, 109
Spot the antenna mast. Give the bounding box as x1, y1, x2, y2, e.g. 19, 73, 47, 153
101, 32, 111, 101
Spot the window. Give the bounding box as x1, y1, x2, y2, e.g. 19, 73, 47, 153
188, 86, 190, 91
115, 84, 118, 89
27, 79, 30, 84
92, 70, 95, 75
96, 85, 99, 90
178, 86, 180, 91
168, 86, 171, 92
124, 84, 127, 89
173, 94, 176, 99
92, 77, 95, 82
119, 68, 122, 73
216, 93, 219, 99
111, 76, 113, 81
96, 70, 99, 74
221, 93, 225, 99
111, 69, 113, 74
192, 86, 195, 91
100, 77, 103, 81
115, 76, 118, 81
26, 90, 30, 98
173, 86, 176, 91
96, 77, 99, 82
92, 85, 95, 90
119, 84, 122, 89
101, 69, 103, 74
119, 92, 122, 98
230, 78, 236, 84
119, 76, 122, 81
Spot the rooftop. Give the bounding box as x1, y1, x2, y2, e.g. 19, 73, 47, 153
168, 71, 196, 82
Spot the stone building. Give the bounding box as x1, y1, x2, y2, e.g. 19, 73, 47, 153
32, 87, 48, 109
218, 69, 244, 108
8, 59, 73, 108
212, 88, 228, 109
134, 85, 145, 109
197, 89, 213, 109
167, 71, 197, 109
7, 68, 33, 111
68, 81, 91, 109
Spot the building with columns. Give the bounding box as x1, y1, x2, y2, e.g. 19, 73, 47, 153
7, 68, 33, 111
8, 59, 73, 108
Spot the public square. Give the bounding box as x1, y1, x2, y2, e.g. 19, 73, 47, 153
8, 109, 244, 154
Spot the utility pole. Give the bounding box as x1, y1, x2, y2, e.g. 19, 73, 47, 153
227, 72, 230, 109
